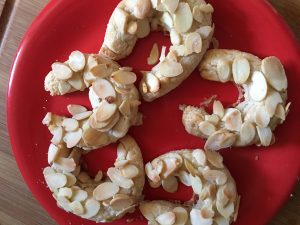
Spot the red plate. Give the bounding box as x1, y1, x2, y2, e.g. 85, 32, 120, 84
7, 0, 300, 224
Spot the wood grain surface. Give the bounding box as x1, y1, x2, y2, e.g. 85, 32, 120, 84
0, 0, 299, 225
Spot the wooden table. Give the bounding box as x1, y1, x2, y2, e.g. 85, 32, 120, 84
0, 0, 299, 224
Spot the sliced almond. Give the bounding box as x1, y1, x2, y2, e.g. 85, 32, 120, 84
275, 104, 286, 121
58, 81, 72, 95
203, 170, 227, 185
184, 159, 198, 177
107, 167, 134, 189
159, 46, 167, 62
257, 126, 273, 146
72, 111, 92, 120
127, 21, 138, 35
169, 45, 185, 56
145, 162, 161, 183
178, 170, 191, 186
57, 196, 71, 212
250, 71, 268, 101
162, 0, 179, 13
199, 3, 214, 13
90, 64, 113, 78
265, 91, 283, 117
82, 199, 101, 219
204, 114, 220, 126
217, 59, 231, 82
197, 26, 213, 39
94, 170, 103, 182
261, 56, 287, 91
48, 144, 59, 164
62, 118, 79, 132
68, 51, 86, 72
69, 201, 84, 215
160, 11, 174, 29
170, 29, 181, 45
67, 73, 84, 90
205, 150, 224, 169
45, 173, 67, 189
193, 5, 204, 23
121, 164, 139, 179
237, 122, 256, 146
82, 127, 108, 147
92, 78, 116, 100
110, 116, 130, 138
42, 112, 52, 125
51, 126, 63, 145
94, 101, 117, 122
147, 43, 160, 65
174, 3, 193, 33
52, 62, 73, 80
119, 100, 131, 117
156, 212, 176, 225
64, 129, 83, 148
43, 167, 55, 176
184, 32, 202, 55
145, 72, 160, 93
224, 109, 243, 132
162, 176, 178, 193
53, 158, 76, 173
192, 149, 207, 166
154, 59, 183, 78
72, 189, 88, 202
190, 174, 202, 195
114, 159, 129, 168
111, 70, 137, 85
213, 100, 224, 118
173, 207, 188, 225
161, 158, 180, 178
67, 104, 87, 116
65, 172, 77, 187
58, 187, 73, 199
113, 8, 129, 33
199, 121, 216, 137
232, 56, 250, 84
136, 18, 151, 38
216, 200, 234, 219
110, 194, 133, 210
255, 106, 270, 128
93, 182, 120, 201
190, 208, 213, 225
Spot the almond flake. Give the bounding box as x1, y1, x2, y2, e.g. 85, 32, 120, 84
197, 26, 213, 39
174, 3, 193, 33
154, 59, 183, 77
68, 51, 86, 72
265, 91, 283, 117
205, 149, 224, 168
199, 3, 214, 13
127, 21, 138, 34
216, 200, 234, 219
185, 32, 202, 55
121, 164, 139, 178
190, 174, 202, 195
107, 167, 134, 189
203, 169, 227, 185
170, 29, 181, 45
162, 0, 179, 13
160, 11, 174, 29
110, 116, 130, 138
192, 149, 207, 166
162, 176, 178, 193
64, 129, 82, 148
52, 62, 73, 80
237, 122, 256, 146
42, 112, 52, 125
95, 101, 117, 122
48, 144, 59, 164
53, 158, 76, 173
257, 126, 273, 146
178, 170, 191, 186
45, 173, 67, 189
136, 18, 151, 38
156, 212, 176, 225
255, 106, 270, 128
217, 59, 231, 82
250, 71, 268, 101
72, 189, 88, 202
213, 100, 224, 118
58, 81, 72, 94
51, 126, 63, 144
173, 207, 188, 225
147, 43, 160, 65
232, 56, 250, 84
68, 73, 84, 90
111, 70, 137, 85
90, 64, 113, 78
199, 121, 216, 137
92, 78, 116, 100
62, 118, 79, 132
113, 8, 129, 33
224, 109, 242, 132
69, 201, 84, 215
72, 111, 92, 120
93, 182, 120, 201
193, 5, 204, 23
275, 104, 286, 121
82, 199, 100, 219
145, 72, 160, 93
67, 104, 87, 116
58, 187, 73, 199
82, 127, 109, 147
190, 208, 213, 225
110, 194, 133, 210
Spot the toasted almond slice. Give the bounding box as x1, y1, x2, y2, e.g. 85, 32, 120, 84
119, 100, 131, 117
224, 108, 243, 132
152, 158, 165, 174
45, 173, 67, 189
52, 62, 73, 80
72, 189, 88, 202
203, 170, 227, 185
53, 158, 76, 173
199, 3, 214, 13
110, 116, 130, 138
42, 112, 52, 125
72, 111, 92, 120
169, 45, 185, 57
162, 158, 181, 178
160, 11, 174, 29
69, 201, 84, 215
64, 129, 82, 148
185, 32, 202, 55
92, 78, 116, 99
90, 64, 112, 78
159, 46, 167, 62
215, 217, 230, 225
58, 81, 72, 94
190, 208, 213, 225
217, 59, 231, 82
193, 5, 204, 23
94, 170, 103, 182
257, 126, 273, 146
237, 122, 256, 146
110, 194, 134, 210
57, 196, 71, 212
137, 18, 151, 38
43, 167, 55, 176
51, 127, 63, 145
173, 207, 188, 225
177, 170, 191, 186
58, 187, 73, 199
68, 51, 86, 72
192, 149, 207, 166
232, 56, 250, 84
82, 199, 101, 219
199, 121, 216, 137
255, 106, 270, 128
145, 162, 161, 183
95, 101, 117, 122
67, 104, 87, 116
170, 29, 181, 45
113, 8, 129, 33
65, 172, 77, 187
190, 174, 202, 195
77, 171, 91, 183
213, 100, 224, 118
204, 114, 220, 126
174, 3, 193, 33
68, 73, 84, 90
127, 21, 138, 34
216, 201, 234, 219
261, 56, 287, 91
156, 212, 176, 225
93, 182, 120, 201
265, 91, 283, 117
111, 70, 137, 85
147, 43, 160, 65
121, 164, 139, 179
62, 118, 79, 132
114, 159, 129, 168
48, 144, 59, 164
162, 0, 179, 13
82, 127, 108, 147
154, 59, 183, 78
162, 176, 178, 193
250, 71, 268, 101
184, 159, 198, 176
197, 26, 213, 39
107, 167, 134, 189
275, 104, 286, 121
145, 72, 160, 93
205, 150, 224, 169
